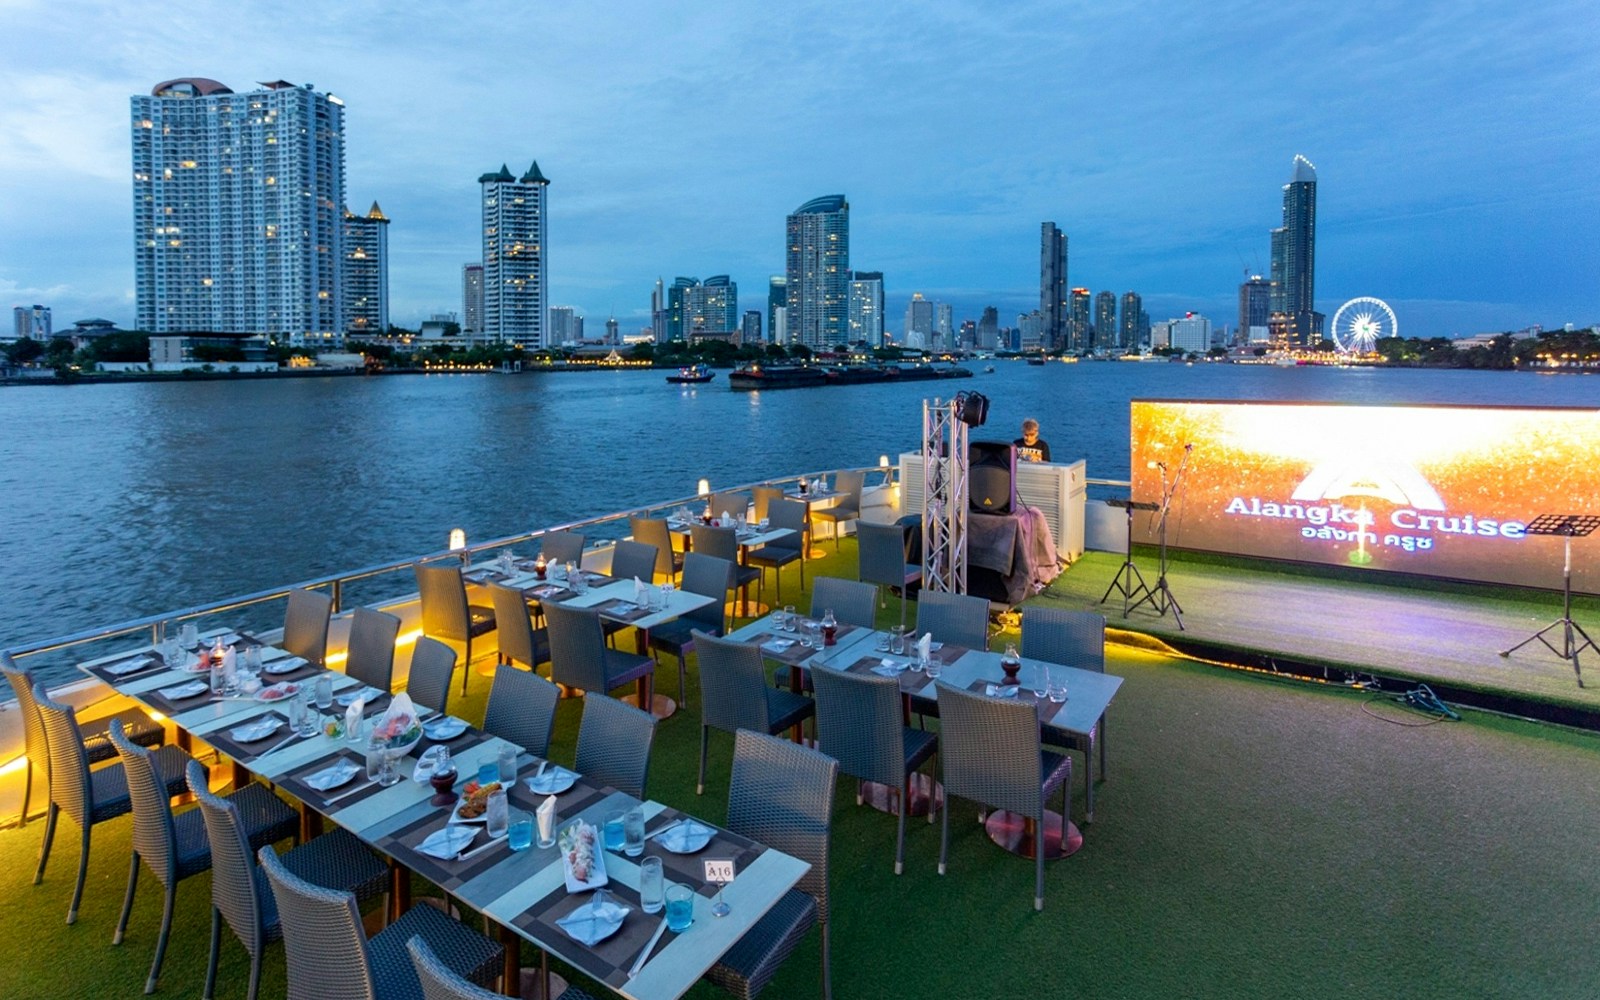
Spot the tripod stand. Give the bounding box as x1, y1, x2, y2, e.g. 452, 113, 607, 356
1100, 498, 1158, 618
1127, 445, 1191, 630
1500, 513, 1600, 687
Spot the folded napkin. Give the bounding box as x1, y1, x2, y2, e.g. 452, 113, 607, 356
557, 898, 629, 946
230, 716, 283, 742
158, 679, 208, 700
762, 638, 796, 652
528, 765, 577, 794
633, 576, 647, 605
655, 819, 715, 853
984, 683, 1019, 698
871, 661, 906, 677
422, 716, 467, 740
417, 825, 478, 859
918, 633, 932, 662
536, 795, 557, 842
105, 654, 159, 677
264, 656, 307, 675
304, 759, 362, 791
337, 686, 382, 707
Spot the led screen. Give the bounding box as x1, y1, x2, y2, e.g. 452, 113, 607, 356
1129, 400, 1600, 592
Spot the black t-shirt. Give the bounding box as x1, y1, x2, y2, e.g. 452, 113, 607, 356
1014, 437, 1051, 463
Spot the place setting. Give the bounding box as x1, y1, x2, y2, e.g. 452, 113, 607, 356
85, 649, 169, 684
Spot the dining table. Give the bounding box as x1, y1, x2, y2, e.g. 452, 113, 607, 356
666, 515, 800, 617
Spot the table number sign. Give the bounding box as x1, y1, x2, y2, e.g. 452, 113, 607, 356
704, 858, 736, 916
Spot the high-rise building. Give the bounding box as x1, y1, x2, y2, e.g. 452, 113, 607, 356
12, 305, 50, 341
1040, 222, 1068, 352
342, 202, 388, 338
548, 306, 578, 343
605, 316, 619, 343
785, 194, 850, 347
1169, 313, 1213, 354
1239, 275, 1272, 344
847, 271, 884, 347
1120, 291, 1143, 350
977, 307, 999, 352
462, 265, 484, 336
1269, 155, 1320, 347
132, 78, 345, 345
1068, 288, 1092, 351
667, 277, 696, 341
684, 275, 737, 335
1094, 291, 1117, 351
479, 160, 549, 347
1018, 310, 1044, 352
771, 305, 788, 344
934, 303, 954, 351
650, 279, 666, 342
741, 310, 762, 343
767, 276, 786, 344
903, 292, 933, 349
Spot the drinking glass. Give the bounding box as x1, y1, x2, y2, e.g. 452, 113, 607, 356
499, 549, 516, 577
665, 883, 694, 932
477, 761, 499, 787
508, 810, 533, 851
294, 691, 319, 737
875, 630, 890, 652
366, 735, 389, 782
639, 857, 665, 914
245, 646, 262, 675
782, 606, 796, 632
314, 674, 333, 710
346, 715, 365, 746
623, 807, 645, 857
289, 692, 307, 733
1049, 674, 1068, 704
889, 626, 907, 655
179, 623, 199, 649
378, 749, 402, 787
796, 619, 813, 649
497, 744, 518, 784
485, 790, 509, 839
925, 656, 942, 680
1032, 665, 1051, 699
604, 810, 626, 851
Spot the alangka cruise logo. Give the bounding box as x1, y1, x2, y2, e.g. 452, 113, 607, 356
1289, 460, 1446, 510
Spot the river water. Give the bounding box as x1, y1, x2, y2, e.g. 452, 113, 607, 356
3, 362, 1594, 678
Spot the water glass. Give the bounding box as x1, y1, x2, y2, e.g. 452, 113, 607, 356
1049, 674, 1068, 704
1032, 665, 1051, 699
314, 673, 333, 710
623, 807, 645, 857
875, 630, 890, 651
639, 857, 664, 914
782, 605, 796, 632
245, 646, 262, 674
604, 810, 626, 851
665, 883, 694, 932
889, 626, 907, 655
925, 656, 942, 680
497, 744, 518, 784
294, 692, 319, 737
366, 735, 389, 781
508, 811, 533, 851
499, 549, 516, 576
346, 716, 366, 746
179, 623, 199, 649
485, 789, 509, 839
477, 761, 499, 788
378, 749, 401, 787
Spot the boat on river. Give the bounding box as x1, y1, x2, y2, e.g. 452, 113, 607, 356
665, 363, 715, 384
727, 364, 828, 390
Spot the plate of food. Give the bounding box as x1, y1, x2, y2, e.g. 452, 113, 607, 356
255, 682, 300, 703
450, 780, 502, 824
559, 820, 609, 892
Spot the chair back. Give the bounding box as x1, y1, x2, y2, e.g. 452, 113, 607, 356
109, 719, 181, 888
188, 759, 265, 956
766, 499, 806, 552
680, 552, 733, 631
810, 668, 904, 788
345, 606, 400, 692
574, 694, 658, 800
915, 591, 989, 650
488, 583, 544, 671
2, 654, 47, 786
542, 602, 609, 693
610, 539, 659, 584
934, 680, 1046, 819
282, 589, 333, 667
415, 563, 471, 643
483, 667, 560, 758
832, 470, 864, 508
857, 521, 912, 589
710, 492, 750, 522
34, 685, 93, 827
694, 631, 776, 734
690, 524, 740, 564
407, 637, 457, 715
408, 935, 500, 1000
751, 486, 785, 523
1021, 607, 1105, 673
629, 517, 678, 582
539, 530, 586, 566
258, 844, 376, 1000
810, 577, 877, 630
727, 729, 838, 920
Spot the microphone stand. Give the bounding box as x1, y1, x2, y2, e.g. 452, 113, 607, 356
1129, 445, 1189, 629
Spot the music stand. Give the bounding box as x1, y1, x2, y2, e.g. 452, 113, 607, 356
1100, 498, 1158, 618
1126, 447, 1191, 630
1500, 513, 1600, 687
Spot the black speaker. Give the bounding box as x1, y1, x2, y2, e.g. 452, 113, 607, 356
954, 391, 989, 427
969, 440, 1016, 515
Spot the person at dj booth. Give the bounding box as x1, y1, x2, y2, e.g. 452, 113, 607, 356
1014, 418, 1052, 463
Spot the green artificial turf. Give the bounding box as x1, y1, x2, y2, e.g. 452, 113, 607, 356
4, 539, 1600, 999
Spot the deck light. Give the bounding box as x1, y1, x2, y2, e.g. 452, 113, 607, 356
449, 528, 467, 551
697, 478, 711, 496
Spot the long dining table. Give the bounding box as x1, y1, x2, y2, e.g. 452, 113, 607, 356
78, 630, 809, 1000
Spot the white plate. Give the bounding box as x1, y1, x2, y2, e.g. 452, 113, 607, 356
157, 679, 209, 700
264, 657, 307, 675
449, 785, 503, 825
104, 654, 160, 677
337, 686, 383, 707
560, 835, 609, 893
304, 759, 362, 791
255, 682, 300, 703
526, 766, 578, 795
422, 716, 468, 740
417, 825, 478, 859
654, 819, 715, 854
557, 898, 629, 946
230, 717, 283, 742
983, 683, 1019, 698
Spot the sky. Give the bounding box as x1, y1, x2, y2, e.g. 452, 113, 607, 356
1, 0, 1596, 340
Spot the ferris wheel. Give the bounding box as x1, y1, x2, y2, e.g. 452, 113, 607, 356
1331, 297, 1397, 354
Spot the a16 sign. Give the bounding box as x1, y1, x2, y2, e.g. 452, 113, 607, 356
702, 859, 736, 884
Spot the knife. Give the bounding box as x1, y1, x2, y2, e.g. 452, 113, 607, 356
628, 918, 671, 979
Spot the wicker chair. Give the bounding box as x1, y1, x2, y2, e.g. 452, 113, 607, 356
414, 563, 496, 696
1022, 607, 1109, 821
539, 530, 586, 567
482, 665, 561, 758
811, 668, 938, 874
934, 680, 1071, 911
187, 760, 387, 1000
857, 521, 921, 631
692, 631, 815, 795
487, 582, 551, 673
409, 935, 598, 1000
914, 591, 990, 651
710, 491, 751, 522
406, 636, 458, 716
809, 471, 864, 551
630, 516, 685, 583
746, 499, 806, 602
32, 685, 190, 925
690, 524, 762, 612
647, 552, 734, 710
109, 721, 298, 994
543, 602, 655, 707
2, 652, 163, 828
345, 606, 401, 694
704, 730, 839, 1000
750, 486, 785, 523
810, 576, 877, 630
573, 693, 658, 800
282, 588, 333, 668
259, 843, 503, 1000
609, 539, 659, 585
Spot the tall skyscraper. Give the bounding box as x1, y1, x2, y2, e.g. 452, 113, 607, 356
767, 276, 786, 344
684, 275, 737, 335
903, 292, 933, 348
741, 311, 762, 343
1040, 222, 1068, 352
667, 277, 697, 341
650, 278, 666, 342
934, 303, 953, 350
847, 271, 884, 347
462, 265, 484, 336
1239, 275, 1272, 344
342, 202, 388, 338
1119, 291, 1143, 349
479, 160, 549, 346
1269, 155, 1320, 347
132, 78, 345, 345
1068, 288, 1092, 351
1094, 291, 1117, 351
785, 195, 850, 347
548, 305, 577, 343
12, 305, 50, 340
605, 316, 619, 343
977, 307, 999, 351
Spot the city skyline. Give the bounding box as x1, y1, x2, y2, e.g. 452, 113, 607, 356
1, 1, 1595, 340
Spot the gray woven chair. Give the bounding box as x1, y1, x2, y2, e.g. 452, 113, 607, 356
704, 730, 838, 1000
609, 538, 659, 585
647, 552, 735, 710
109, 721, 298, 994
32, 684, 190, 925
487, 582, 551, 673
482, 665, 561, 758
539, 529, 586, 567
188, 760, 386, 1000
934, 680, 1071, 911
692, 631, 815, 795
1022, 607, 1109, 821
415, 562, 496, 696
857, 521, 921, 630
259, 843, 502, 1000
914, 590, 990, 650
810, 576, 877, 630
690, 524, 762, 611
746, 499, 806, 602
543, 602, 655, 706
282, 588, 333, 668
3, 652, 163, 827
630, 516, 685, 583
406, 636, 457, 716
809, 471, 864, 550
751, 486, 785, 523
573, 693, 658, 800
346, 606, 401, 693
811, 668, 938, 874
408, 935, 598, 1000
710, 491, 751, 521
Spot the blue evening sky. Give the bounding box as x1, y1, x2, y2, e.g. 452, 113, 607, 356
1, 0, 1595, 339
